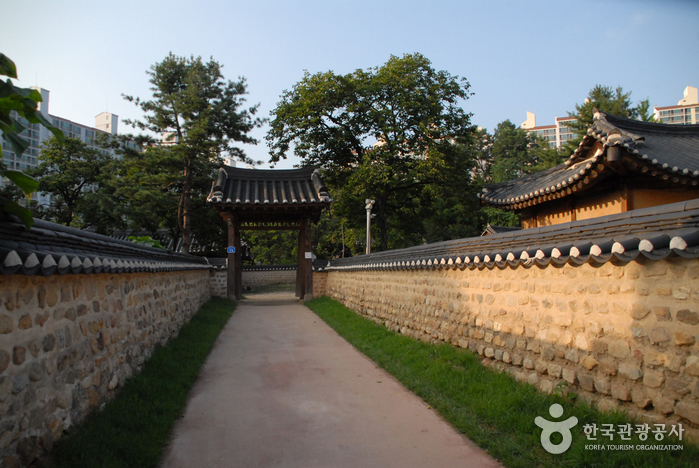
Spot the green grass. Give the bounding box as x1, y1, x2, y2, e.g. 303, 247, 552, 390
306, 296, 699, 468
48, 297, 236, 468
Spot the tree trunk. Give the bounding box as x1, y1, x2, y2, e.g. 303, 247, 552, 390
376, 197, 389, 252
179, 160, 193, 254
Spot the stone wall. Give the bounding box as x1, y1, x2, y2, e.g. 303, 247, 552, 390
324, 258, 699, 439
210, 270, 227, 297
242, 267, 296, 290
209, 268, 297, 296
0, 270, 211, 465
313, 271, 327, 298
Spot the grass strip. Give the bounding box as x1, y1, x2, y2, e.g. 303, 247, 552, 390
306, 296, 698, 468
48, 297, 236, 468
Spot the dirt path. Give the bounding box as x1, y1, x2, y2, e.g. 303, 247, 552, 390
160, 297, 502, 467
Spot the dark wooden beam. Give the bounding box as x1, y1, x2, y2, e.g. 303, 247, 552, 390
226, 217, 242, 300
296, 219, 305, 299
303, 217, 313, 300
233, 219, 242, 300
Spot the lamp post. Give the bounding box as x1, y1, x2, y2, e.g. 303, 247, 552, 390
365, 199, 375, 255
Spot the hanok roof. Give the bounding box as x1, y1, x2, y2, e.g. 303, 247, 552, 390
327, 198, 699, 272
207, 166, 332, 221
481, 224, 522, 236
479, 111, 699, 210
0, 218, 210, 276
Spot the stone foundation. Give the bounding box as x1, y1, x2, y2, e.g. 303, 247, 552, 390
313, 271, 327, 298
210, 270, 227, 297
242, 268, 296, 290
324, 258, 699, 440
210, 267, 298, 297
0, 270, 211, 465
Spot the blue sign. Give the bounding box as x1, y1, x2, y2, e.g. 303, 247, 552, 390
227, 246, 236, 253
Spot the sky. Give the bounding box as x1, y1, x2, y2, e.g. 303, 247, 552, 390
3, 0, 698, 169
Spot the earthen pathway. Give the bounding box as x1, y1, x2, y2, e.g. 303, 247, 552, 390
160, 292, 502, 467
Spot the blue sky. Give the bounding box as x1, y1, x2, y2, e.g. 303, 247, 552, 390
3, 0, 698, 168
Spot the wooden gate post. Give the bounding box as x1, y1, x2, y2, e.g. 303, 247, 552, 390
303, 217, 313, 300
227, 217, 242, 300
296, 218, 305, 299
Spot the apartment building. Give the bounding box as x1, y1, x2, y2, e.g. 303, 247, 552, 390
0, 87, 140, 205
520, 112, 576, 149
654, 86, 699, 125
521, 86, 699, 148
0, 87, 127, 174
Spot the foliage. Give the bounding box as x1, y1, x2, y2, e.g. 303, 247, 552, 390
469, 127, 494, 183
112, 143, 181, 236
32, 136, 113, 227
487, 120, 565, 184
471, 120, 565, 230
489, 120, 536, 183
127, 235, 164, 249
267, 53, 478, 251
636, 98, 658, 123
109, 139, 227, 256
124, 53, 264, 253
564, 84, 643, 154
241, 230, 298, 264
0, 53, 63, 228
481, 206, 520, 229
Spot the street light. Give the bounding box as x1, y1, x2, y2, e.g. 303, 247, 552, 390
365, 199, 375, 255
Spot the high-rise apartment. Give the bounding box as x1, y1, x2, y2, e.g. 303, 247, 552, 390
0, 87, 139, 204
520, 112, 576, 149
521, 86, 699, 148
0, 87, 124, 174
654, 86, 699, 124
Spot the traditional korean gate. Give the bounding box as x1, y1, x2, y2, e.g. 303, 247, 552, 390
207, 166, 332, 300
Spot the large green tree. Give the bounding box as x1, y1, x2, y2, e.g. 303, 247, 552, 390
124, 53, 264, 253
489, 120, 535, 183
486, 120, 564, 183
267, 53, 476, 251
32, 136, 113, 227
476, 120, 565, 229
564, 84, 642, 154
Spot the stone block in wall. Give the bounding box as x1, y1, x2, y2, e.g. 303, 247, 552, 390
618, 362, 642, 381
686, 356, 699, 376
611, 382, 631, 401
652, 395, 677, 415
578, 373, 594, 392
562, 368, 576, 385
580, 355, 598, 370
674, 331, 696, 346
676, 400, 699, 425
643, 368, 666, 388
594, 378, 611, 395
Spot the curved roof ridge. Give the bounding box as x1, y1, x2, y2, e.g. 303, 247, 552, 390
481, 111, 699, 210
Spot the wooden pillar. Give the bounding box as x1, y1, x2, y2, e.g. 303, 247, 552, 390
296, 219, 305, 299
303, 217, 313, 300
621, 182, 632, 213
227, 217, 242, 300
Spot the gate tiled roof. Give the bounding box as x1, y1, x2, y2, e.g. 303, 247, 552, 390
208, 166, 333, 207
